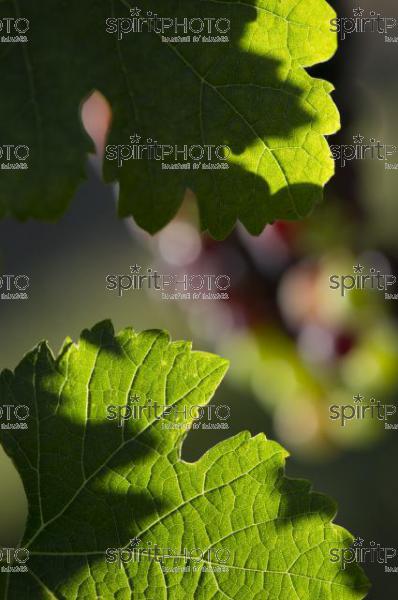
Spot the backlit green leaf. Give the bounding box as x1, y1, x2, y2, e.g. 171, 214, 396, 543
0, 0, 339, 238
0, 322, 369, 599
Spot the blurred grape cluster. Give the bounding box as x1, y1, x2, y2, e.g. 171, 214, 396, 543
132, 194, 398, 457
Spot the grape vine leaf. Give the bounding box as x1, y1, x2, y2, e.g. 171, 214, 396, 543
0, 322, 369, 599
0, 0, 339, 239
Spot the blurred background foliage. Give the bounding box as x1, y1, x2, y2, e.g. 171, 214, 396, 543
0, 1, 397, 597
